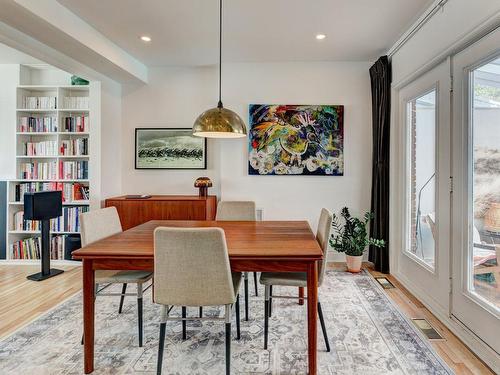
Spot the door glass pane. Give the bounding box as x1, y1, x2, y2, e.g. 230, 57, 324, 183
407, 90, 436, 268
470, 58, 500, 309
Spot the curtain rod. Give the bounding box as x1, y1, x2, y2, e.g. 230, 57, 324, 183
387, 0, 449, 58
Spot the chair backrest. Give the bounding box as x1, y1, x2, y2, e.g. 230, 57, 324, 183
317, 208, 333, 286
80, 206, 122, 247
154, 227, 236, 306
216, 201, 257, 221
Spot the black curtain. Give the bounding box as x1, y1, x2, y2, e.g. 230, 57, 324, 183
368, 56, 391, 273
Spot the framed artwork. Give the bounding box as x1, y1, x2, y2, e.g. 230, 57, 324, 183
135, 128, 207, 169
248, 104, 344, 175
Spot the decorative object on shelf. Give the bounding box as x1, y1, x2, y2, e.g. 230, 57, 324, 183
329, 207, 385, 273
70, 75, 89, 86
24, 191, 64, 281
192, 0, 246, 139
484, 203, 500, 233
135, 128, 207, 169
194, 177, 213, 197
248, 104, 344, 175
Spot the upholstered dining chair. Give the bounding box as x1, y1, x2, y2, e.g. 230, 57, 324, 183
80, 206, 153, 347
259, 208, 333, 352
216, 200, 258, 321
154, 227, 241, 375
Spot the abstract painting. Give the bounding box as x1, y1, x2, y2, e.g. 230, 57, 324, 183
248, 104, 344, 175
135, 128, 206, 169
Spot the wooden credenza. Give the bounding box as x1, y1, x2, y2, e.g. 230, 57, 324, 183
104, 195, 217, 230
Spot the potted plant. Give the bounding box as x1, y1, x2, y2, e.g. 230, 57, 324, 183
329, 207, 385, 273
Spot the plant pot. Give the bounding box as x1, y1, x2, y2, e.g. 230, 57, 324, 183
346, 255, 363, 273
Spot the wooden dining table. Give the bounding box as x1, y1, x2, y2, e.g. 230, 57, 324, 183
72, 220, 323, 374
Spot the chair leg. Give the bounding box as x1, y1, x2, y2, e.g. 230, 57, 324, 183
225, 305, 231, 375
157, 322, 166, 375
182, 306, 187, 340
244, 272, 249, 321
118, 283, 127, 313
318, 301, 330, 352
269, 285, 273, 317
264, 285, 270, 350
199, 306, 203, 318
253, 272, 258, 296
137, 283, 144, 347
235, 294, 241, 340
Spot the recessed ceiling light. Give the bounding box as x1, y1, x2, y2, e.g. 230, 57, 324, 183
316, 34, 326, 40
140, 35, 152, 42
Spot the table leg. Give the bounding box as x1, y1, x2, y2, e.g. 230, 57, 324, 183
83, 259, 95, 374
298, 287, 304, 305
306, 262, 318, 375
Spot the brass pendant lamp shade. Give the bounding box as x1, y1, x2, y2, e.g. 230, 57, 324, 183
192, 0, 247, 139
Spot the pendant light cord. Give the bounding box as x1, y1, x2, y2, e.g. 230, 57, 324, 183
217, 0, 223, 108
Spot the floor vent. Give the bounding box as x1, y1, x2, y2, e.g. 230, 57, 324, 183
412, 318, 445, 340
375, 277, 395, 289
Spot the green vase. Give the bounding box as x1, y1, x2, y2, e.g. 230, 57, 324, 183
71, 75, 89, 86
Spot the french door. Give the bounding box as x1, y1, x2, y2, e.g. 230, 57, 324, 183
396, 60, 451, 314
451, 28, 500, 354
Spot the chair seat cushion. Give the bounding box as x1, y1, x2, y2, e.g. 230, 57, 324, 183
95, 270, 153, 284
259, 272, 307, 287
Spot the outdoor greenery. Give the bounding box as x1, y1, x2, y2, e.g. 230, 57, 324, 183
475, 84, 500, 103
329, 207, 385, 257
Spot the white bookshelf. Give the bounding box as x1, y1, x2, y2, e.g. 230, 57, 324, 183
4, 66, 98, 263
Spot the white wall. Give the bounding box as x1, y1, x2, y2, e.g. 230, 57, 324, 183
220, 63, 373, 232
121, 66, 221, 197
121, 62, 373, 259
0, 64, 19, 180
100, 80, 123, 201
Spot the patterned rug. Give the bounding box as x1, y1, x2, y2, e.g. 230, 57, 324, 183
0, 270, 453, 374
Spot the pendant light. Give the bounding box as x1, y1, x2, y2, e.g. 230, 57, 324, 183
192, 0, 247, 138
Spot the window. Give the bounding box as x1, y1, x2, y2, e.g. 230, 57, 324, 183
470, 57, 500, 309
407, 89, 437, 268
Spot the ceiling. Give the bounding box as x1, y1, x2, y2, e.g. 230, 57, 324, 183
56, 0, 432, 66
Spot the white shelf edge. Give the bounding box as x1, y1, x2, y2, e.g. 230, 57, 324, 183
16, 109, 89, 112
9, 179, 89, 182
0, 259, 82, 265
16, 132, 89, 135
8, 201, 89, 206
16, 155, 89, 159
9, 230, 81, 235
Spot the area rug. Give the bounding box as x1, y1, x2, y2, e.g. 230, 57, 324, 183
0, 271, 453, 374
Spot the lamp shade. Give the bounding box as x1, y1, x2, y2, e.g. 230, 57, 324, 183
193, 107, 247, 138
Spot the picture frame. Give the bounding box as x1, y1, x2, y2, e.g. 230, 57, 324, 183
248, 104, 344, 176
135, 128, 207, 170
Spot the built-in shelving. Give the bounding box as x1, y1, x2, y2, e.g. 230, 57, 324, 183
4, 66, 97, 263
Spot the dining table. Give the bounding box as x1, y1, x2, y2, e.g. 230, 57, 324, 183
72, 220, 323, 374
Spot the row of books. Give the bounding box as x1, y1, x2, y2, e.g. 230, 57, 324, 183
21, 96, 57, 109
19, 116, 57, 132
22, 140, 58, 156
60, 160, 88, 180
19, 161, 88, 180
14, 206, 89, 232
62, 115, 89, 132
19, 161, 57, 180
60, 138, 88, 156
63, 96, 89, 109
9, 235, 78, 260
14, 182, 90, 202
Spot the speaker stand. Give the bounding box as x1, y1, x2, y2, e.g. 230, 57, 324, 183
27, 219, 64, 281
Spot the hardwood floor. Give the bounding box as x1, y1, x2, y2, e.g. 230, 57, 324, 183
0, 264, 82, 339
0, 263, 493, 374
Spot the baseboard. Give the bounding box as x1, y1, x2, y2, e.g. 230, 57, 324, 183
392, 271, 500, 373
